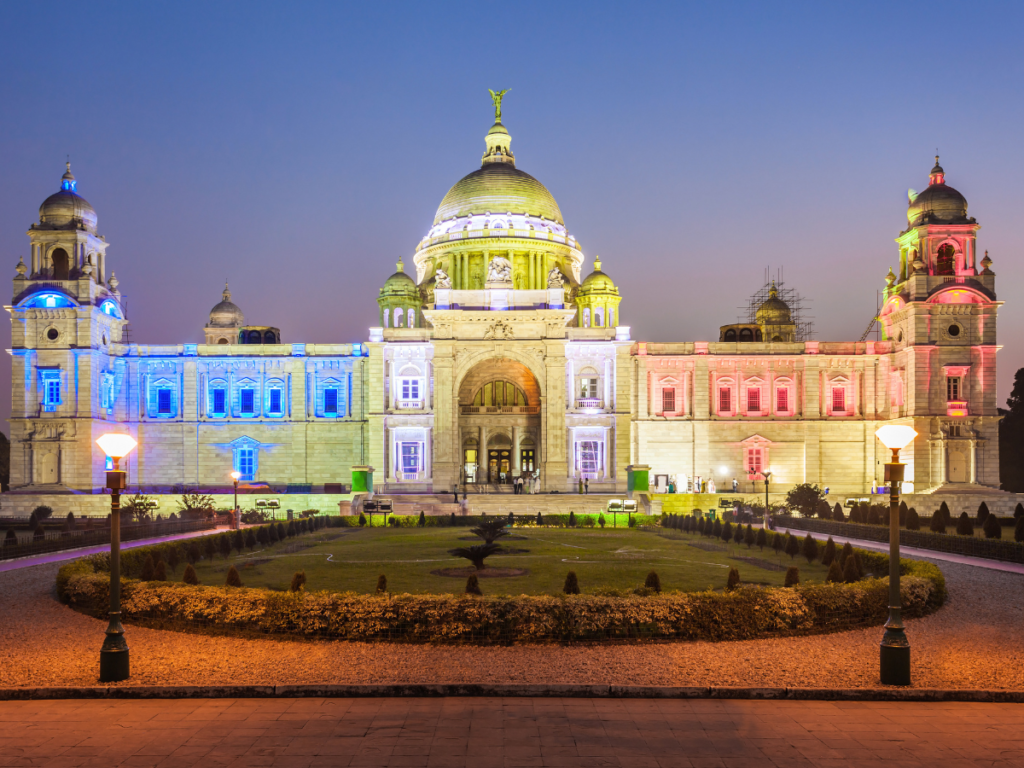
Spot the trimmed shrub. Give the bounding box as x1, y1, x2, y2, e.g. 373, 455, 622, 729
186, 540, 201, 565
267, 525, 279, 545
232, 530, 244, 553
801, 533, 819, 564
784, 566, 799, 587
286, 521, 296, 538
563, 571, 580, 595
203, 537, 216, 561
1016, 516, 1024, 543
929, 511, 946, 534
1015, 503, 1024, 520
598, 514, 606, 528
939, 501, 951, 523
982, 514, 1001, 539
721, 521, 732, 543
166, 546, 180, 573
866, 506, 881, 525
771, 532, 784, 554
842, 556, 859, 583
816, 500, 831, 519
225, 566, 242, 587
244, 529, 256, 551
376, 575, 388, 594
755, 527, 767, 551
358, 513, 367, 527
277, 523, 286, 541
465, 574, 482, 595
644, 571, 661, 593
826, 560, 843, 583
956, 512, 974, 536
744, 524, 755, 548
536, 512, 543, 526
832, 503, 845, 523
898, 500, 908, 526
821, 537, 836, 567
32, 505, 54, 521
784, 533, 799, 559
568, 511, 576, 528
697, 517, 706, 535
628, 515, 636, 528
418, 511, 426, 527
182, 564, 199, 585
290, 571, 307, 592
33, 524, 45, 541
726, 567, 740, 590
712, 519, 723, 539
140, 554, 155, 581
839, 541, 854, 567
218, 535, 232, 560
4, 529, 15, 546
154, 560, 167, 581
733, 524, 743, 545
978, 502, 990, 524
65, 512, 76, 531
906, 508, 921, 531
449, 512, 457, 527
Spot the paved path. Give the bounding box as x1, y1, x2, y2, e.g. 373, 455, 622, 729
1, 697, 1022, 767
775, 526, 1024, 575
0, 526, 228, 573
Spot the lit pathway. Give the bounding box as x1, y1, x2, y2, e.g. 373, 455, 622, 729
1, 697, 1022, 767
0, 525, 229, 574
775, 525, 1024, 575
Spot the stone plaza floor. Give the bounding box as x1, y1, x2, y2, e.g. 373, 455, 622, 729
1, 696, 1023, 767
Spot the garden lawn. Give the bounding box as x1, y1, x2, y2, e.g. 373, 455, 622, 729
182, 525, 835, 595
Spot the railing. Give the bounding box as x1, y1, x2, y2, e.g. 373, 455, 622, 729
575, 398, 604, 409
460, 405, 541, 415
947, 400, 969, 416
0, 518, 216, 561
396, 399, 425, 410
417, 228, 580, 252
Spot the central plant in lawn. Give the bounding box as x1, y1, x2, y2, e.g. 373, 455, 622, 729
449, 543, 503, 570
470, 518, 509, 545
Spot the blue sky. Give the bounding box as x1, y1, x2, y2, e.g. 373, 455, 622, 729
2, 0, 1022, 426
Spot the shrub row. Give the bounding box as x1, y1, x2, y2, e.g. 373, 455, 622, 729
335, 513, 658, 528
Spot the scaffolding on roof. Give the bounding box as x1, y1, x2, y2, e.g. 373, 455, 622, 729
737, 267, 814, 342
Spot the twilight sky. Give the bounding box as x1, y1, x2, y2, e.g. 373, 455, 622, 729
1, 1, 1022, 429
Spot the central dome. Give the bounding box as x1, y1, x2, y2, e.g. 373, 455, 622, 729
433, 163, 564, 226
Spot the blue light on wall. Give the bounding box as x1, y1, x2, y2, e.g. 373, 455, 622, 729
230, 436, 261, 482
40, 370, 61, 411
20, 292, 77, 309
146, 377, 177, 418
99, 299, 123, 319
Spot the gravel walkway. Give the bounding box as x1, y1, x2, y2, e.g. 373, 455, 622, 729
2, 559, 1021, 691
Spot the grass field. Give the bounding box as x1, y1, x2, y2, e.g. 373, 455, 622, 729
184, 526, 835, 595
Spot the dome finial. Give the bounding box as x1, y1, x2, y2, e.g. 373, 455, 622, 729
482, 90, 515, 167
61, 161, 77, 192
593, 255, 602, 272
489, 88, 510, 122
222, 281, 231, 302
769, 279, 778, 298
396, 256, 404, 273
929, 154, 945, 185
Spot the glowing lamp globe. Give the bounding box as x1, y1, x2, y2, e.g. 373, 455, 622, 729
96, 433, 137, 460
230, 471, 241, 481
875, 425, 917, 452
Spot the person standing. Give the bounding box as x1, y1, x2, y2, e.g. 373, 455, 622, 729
732, 477, 738, 493
584, 478, 589, 495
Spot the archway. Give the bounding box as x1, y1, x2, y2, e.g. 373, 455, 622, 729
457, 357, 541, 487
51, 248, 69, 280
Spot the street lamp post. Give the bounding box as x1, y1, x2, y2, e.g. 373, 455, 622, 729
95, 432, 138, 683
749, 468, 772, 526
875, 424, 918, 686
230, 471, 241, 528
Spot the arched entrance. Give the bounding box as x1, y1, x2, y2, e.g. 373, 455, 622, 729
458, 357, 541, 488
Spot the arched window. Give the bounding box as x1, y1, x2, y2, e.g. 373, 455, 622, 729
218, 338, 229, 345
739, 328, 753, 342
472, 381, 528, 407
51, 248, 69, 280
582, 308, 590, 328
263, 330, 277, 344
594, 307, 604, 327
407, 308, 415, 328
247, 330, 262, 344
936, 243, 955, 275
754, 329, 763, 341
772, 335, 782, 342
394, 307, 403, 327
724, 329, 737, 341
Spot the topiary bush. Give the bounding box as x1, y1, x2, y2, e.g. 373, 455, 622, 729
726, 567, 740, 590
982, 514, 1001, 539
978, 502, 990, 524
929, 511, 946, 534
733, 523, 743, 545
225, 566, 242, 587
956, 512, 974, 536
290, 571, 307, 592
755, 527, 767, 551
182, 564, 199, 585
568, 511, 576, 528
721, 521, 732, 543
32, 505, 54, 522
801, 533, 819, 564
536, 512, 543, 526
375, 574, 388, 594
772, 531, 784, 555
5, 528, 17, 546
744, 524, 755, 548
140, 554, 155, 581
785, 533, 799, 559
1016, 516, 1024, 543
563, 571, 580, 595
784, 566, 799, 587
218, 535, 232, 560
842, 557, 859, 583
154, 560, 167, 581
418, 511, 426, 527
244, 529, 256, 551
899, 500, 908, 526
867, 506, 881, 525
821, 537, 836, 566
598, 514, 606, 528
906, 508, 921, 531
939, 501, 951, 523
358, 513, 367, 527
832, 503, 845, 523
826, 560, 843, 583
465, 574, 482, 595
644, 571, 661, 593
203, 537, 216, 561
1015, 503, 1024, 520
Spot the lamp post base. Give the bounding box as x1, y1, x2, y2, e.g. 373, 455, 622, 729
880, 643, 910, 686
99, 648, 130, 682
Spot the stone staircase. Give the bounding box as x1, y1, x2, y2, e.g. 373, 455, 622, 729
349, 492, 661, 518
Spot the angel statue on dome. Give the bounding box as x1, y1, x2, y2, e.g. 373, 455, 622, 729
434, 268, 451, 289
489, 88, 510, 121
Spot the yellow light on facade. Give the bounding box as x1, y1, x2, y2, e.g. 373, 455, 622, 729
875, 425, 917, 452
96, 433, 137, 460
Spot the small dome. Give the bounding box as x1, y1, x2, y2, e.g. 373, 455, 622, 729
380, 258, 419, 296
756, 282, 792, 325
907, 156, 969, 227
579, 256, 618, 293
208, 283, 244, 328
38, 163, 97, 232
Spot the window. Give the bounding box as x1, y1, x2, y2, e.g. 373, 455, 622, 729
264, 330, 277, 344
473, 381, 527, 407
582, 308, 590, 328
594, 308, 604, 327
394, 308, 403, 328
401, 378, 421, 401
101, 373, 115, 411
746, 447, 763, 476
580, 378, 599, 399
776, 388, 788, 413
947, 377, 961, 400
832, 387, 846, 413
407, 308, 415, 328
400, 443, 422, 475
724, 329, 737, 341
739, 328, 753, 342
662, 388, 676, 413
936, 243, 955, 275
947, 324, 960, 338
237, 448, 255, 481
240, 388, 255, 415
324, 388, 339, 415
577, 441, 600, 479
157, 388, 172, 415
43, 376, 61, 408
268, 388, 282, 414
719, 388, 731, 413
747, 388, 760, 412
211, 388, 226, 416
950, 425, 961, 438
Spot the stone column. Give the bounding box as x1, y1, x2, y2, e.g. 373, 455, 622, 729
479, 425, 487, 482
512, 426, 521, 475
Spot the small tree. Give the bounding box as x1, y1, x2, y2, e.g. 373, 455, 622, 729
465, 574, 482, 595
536, 511, 543, 526
826, 560, 843, 583
140, 554, 156, 581
771, 531, 784, 555
167, 545, 181, 573
978, 501, 991, 523
956, 512, 974, 536
1015, 503, 1024, 520
721, 521, 732, 543
218, 535, 232, 560
267, 524, 279, 545
898, 500, 909, 526
821, 537, 836, 566
225, 566, 242, 587
122, 494, 151, 523
154, 560, 167, 581
697, 517, 706, 535
644, 571, 661, 593
801, 533, 819, 564
755, 527, 767, 551
712, 519, 723, 539
178, 492, 216, 521
376, 574, 388, 594
866, 506, 881, 525
832, 503, 845, 523
733, 524, 744, 545
449, 543, 502, 570
568, 511, 576, 528
244, 529, 256, 551
982, 514, 1001, 539
743, 524, 755, 548
939, 501, 951, 523
418, 511, 426, 527
785, 483, 825, 517
839, 541, 854, 568
563, 571, 580, 594
598, 514, 606, 528
784, 533, 800, 560
286, 521, 296, 538
906, 508, 921, 531
232, 529, 244, 553
186, 540, 201, 565
277, 522, 286, 541
65, 512, 76, 531
290, 571, 307, 592
449, 511, 457, 527
202, 536, 216, 561
470, 518, 509, 545
842, 557, 859, 583
1015, 516, 1024, 543
182, 564, 199, 585
784, 566, 799, 587
4, 528, 16, 546
929, 510, 946, 533
31, 505, 54, 522
726, 567, 740, 590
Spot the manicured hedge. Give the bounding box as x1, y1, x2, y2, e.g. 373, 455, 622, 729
331, 513, 658, 528
58, 539, 945, 644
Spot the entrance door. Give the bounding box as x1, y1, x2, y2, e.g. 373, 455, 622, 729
949, 448, 967, 483
520, 449, 535, 472
488, 450, 511, 483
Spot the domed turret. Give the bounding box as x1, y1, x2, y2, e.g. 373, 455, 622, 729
907, 156, 969, 227
38, 163, 98, 233
378, 258, 422, 329
204, 283, 244, 343
755, 282, 792, 325
576, 256, 621, 329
